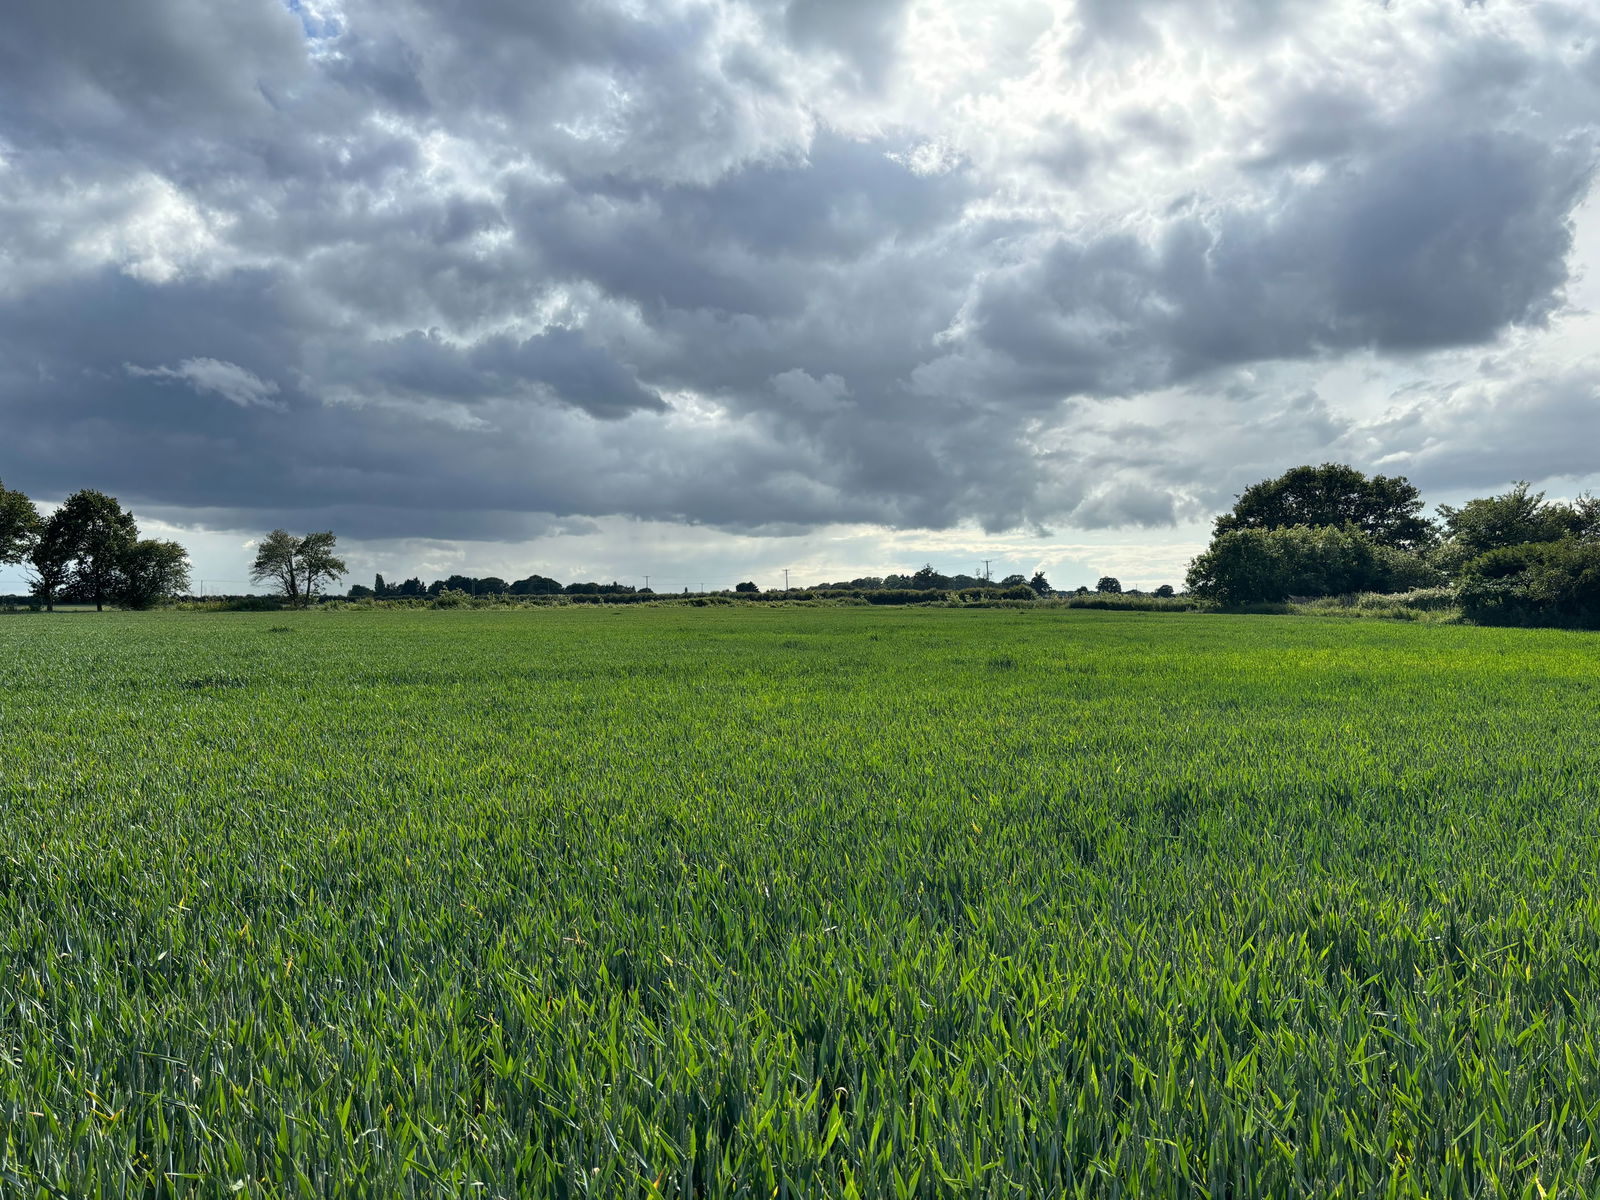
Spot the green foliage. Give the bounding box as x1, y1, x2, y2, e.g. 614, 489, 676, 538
43, 489, 139, 610
0, 478, 41, 565
1095, 575, 1121, 594
1187, 524, 1440, 605
252, 530, 347, 606
5, 608, 1600, 1196
26, 512, 74, 610
1054, 592, 1209, 612
1457, 538, 1600, 628
1288, 588, 1461, 622
1215, 462, 1434, 550
1435, 482, 1590, 574
111, 538, 192, 609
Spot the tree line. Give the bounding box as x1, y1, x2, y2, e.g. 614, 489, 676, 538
8, 466, 1599, 626
0, 481, 190, 610
1186, 463, 1600, 626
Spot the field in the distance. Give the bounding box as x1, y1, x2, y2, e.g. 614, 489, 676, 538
4, 606, 1600, 1197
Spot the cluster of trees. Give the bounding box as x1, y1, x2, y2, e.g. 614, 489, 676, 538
341, 566, 1078, 601
346, 574, 642, 600
1187, 464, 1600, 626
803, 566, 1059, 595
0, 480, 191, 610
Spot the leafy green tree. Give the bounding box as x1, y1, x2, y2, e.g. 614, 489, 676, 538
1154, 584, 1175, 598
251, 530, 303, 605
296, 532, 346, 602
511, 574, 562, 595
1434, 483, 1585, 573
0, 479, 41, 566
1216, 464, 1434, 551
27, 516, 74, 611
911, 564, 949, 590
1029, 571, 1051, 596
113, 540, 192, 609
734, 581, 759, 592
1574, 493, 1600, 540
250, 530, 347, 607
1096, 576, 1122, 594
49, 490, 139, 611
999, 573, 1027, 588
348, 583, 376, 600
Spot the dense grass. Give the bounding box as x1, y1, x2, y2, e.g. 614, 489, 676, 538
3, 607, 1600, 1197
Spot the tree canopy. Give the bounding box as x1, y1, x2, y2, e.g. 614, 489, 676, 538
43, 490, 139, 611
251, 530, 347, 607
1434, 483, 1590, 571
0, 480, 41, 565
1214, 463, 1434, 551
114, 539, 193, 610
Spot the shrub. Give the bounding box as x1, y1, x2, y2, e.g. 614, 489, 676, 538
1457, 539, 1600, 628
1186, 525, 1439, 606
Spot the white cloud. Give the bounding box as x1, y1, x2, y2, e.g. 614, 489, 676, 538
125, 358, 284, 409
2, 0, 1598, 577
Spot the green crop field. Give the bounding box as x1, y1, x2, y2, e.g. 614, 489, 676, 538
4, 606, 1600, 1198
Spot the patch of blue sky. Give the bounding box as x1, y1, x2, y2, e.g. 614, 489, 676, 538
284, 0, 342, 42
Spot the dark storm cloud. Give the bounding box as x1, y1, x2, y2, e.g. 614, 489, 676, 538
2, 0, 1598, 545
966, 130, 1593, 392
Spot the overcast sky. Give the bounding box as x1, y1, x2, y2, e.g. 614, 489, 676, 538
2, 0, 1597, 592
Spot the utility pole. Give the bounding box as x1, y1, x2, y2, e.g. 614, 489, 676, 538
983, 559, 993, 582
644, 575, 650, 591
783, 568, 789, 590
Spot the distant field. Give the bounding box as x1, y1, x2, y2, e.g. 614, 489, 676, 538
4, 607, 1600, 1197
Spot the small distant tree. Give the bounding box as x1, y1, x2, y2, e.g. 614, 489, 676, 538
912, 563, 949, 590
511, 574, 563, 595
113, 539, 191, 609
1096, 576, 1122, 594
999, 573, 1027, 588
250, 529, 346, 607
250, 530, 303, 605
1029, 571, 1051, 596
1153, 584, 1175, 598
0, 479, 41, 566
735, 580, 759, 592
348, 583, 375, 600
373, 573, 389, 597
